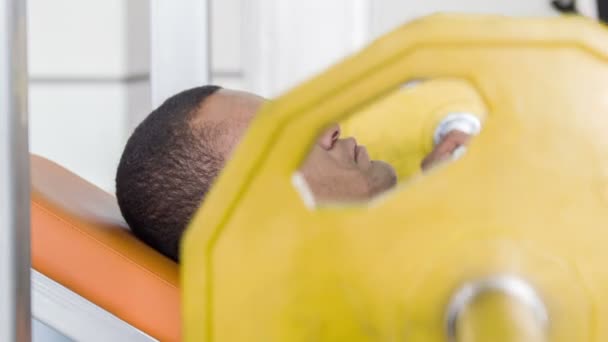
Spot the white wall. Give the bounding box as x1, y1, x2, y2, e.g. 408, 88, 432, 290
28, 0, 151, 192
149, 0, 210, 107
217, 0, 600, 98
211, 0, 244, 89
240, 0, 370, 97
28, 0, 243, 192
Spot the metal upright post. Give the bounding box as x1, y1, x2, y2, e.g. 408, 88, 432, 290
0, 0, 31, 340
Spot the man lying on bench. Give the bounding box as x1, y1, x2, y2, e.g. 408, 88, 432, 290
115, 86, 478, 262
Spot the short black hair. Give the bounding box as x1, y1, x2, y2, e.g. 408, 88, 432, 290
116, 85, 223, 261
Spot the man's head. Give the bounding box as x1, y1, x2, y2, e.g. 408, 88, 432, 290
116, 86, 399, 261
116, 86, 262, 261
117, 85, 471, 261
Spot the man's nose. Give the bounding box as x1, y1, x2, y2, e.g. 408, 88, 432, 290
317, 123, 341, 150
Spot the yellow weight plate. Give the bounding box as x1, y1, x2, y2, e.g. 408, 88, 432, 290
341, 78, 486, 181
183, 14, 608, 341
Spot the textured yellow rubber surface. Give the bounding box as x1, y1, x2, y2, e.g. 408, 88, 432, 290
183, 14, 608, 341
342, 78, 486, 181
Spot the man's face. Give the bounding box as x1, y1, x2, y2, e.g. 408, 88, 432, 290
197, 89, 471, 204
196, 89, 397, 203
299, 124, 398, 203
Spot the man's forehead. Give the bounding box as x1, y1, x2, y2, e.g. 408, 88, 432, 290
194, 89, 264, 125
192, 88, 265, 157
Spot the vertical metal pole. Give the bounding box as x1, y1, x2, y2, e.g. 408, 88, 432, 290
150, 0, 211, 108
0, 0, 31, 340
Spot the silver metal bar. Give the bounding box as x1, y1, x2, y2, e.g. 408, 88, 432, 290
445, 275, 548, 342
150, 0, 211, 107
0, 0, 31, 340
